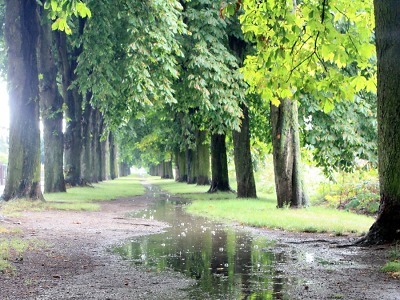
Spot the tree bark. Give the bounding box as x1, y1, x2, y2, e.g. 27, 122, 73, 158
37, 6, 66, 193
100, 131, 110, 181
175, 150, 187, 182
208, 134, 232, 193
109, 132, 118, 179
358, 0, 400, 244
80, 98, 93, 184
3, 0, 43, 200
56, 31, 83, 186
186, 147, 196, 184
271, 99, 308, 208
91, 108, 102, 182
195, 130, 210, 185
233, 103, 257, 198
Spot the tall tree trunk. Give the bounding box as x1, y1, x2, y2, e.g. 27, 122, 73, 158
109, 132, 118, 179
271, 99, 308, 208
208, 134, 231, 193
233, 104, 257, 198
91, 108, 101, 183
100, 131, 110, 181
37, 6, 65, 193
56, 31, 82, 186
80, 98, 93, 184
196, 130, 210, 185
3, 0, 43, 200
358, 0, 400, 244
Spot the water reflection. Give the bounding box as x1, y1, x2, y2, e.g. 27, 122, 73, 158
114, 195, 290, 299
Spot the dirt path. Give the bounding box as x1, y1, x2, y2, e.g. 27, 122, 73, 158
1, 192, 400, 300
0, 196, 194, 300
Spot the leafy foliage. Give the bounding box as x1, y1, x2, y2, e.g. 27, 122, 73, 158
174, 0, 245, 134
42, 0, 91, 34
75, 0, 186, 129
239, 0, 376, 111
301, 92, 377, 177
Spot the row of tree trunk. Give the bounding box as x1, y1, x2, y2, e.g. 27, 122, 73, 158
2, 1, 119, 200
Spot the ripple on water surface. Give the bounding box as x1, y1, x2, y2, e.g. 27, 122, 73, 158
114, 195, 292, 300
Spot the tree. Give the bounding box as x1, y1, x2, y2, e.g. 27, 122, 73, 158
238, 0, 375, 207
2, 0, 43, 200
37, 4, 66, 193
228, 16, 257, 198
208, 134, 232, 192
271, 99, 308, 207
358, 0, 400, 244
233, 103, 257, 198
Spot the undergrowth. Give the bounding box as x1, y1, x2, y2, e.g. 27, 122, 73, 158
314, 169, 380, 215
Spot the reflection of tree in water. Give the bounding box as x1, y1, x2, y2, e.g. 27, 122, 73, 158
114, 199, 289, 299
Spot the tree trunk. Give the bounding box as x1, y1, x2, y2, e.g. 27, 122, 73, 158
119, 162, 130, 176
186, 147, 196, 184
233, 103, 257, 198
208, 134, 232, 193
37, 6, 65, 193
109, 132, 118, 179
100, 131, 110, 181
358, 0, 400, 244
80, 98, 93, 184
196, 130, 210, 185
271, 99, 308, 208
91, 108, 101, 183
3, 0, 43, 200
56, 31, 82, 186
176, 150, 187, 182
161, 160, 173, 179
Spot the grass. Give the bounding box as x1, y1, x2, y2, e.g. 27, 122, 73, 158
0, 238, 47, 274
148, 176, 374, 235
381, 243, 400, 278
0, 174, 146, 215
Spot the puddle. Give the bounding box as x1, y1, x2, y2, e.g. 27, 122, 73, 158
114, 189, 292, 299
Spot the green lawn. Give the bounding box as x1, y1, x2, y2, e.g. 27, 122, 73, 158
149, 176, 374, 235
0, 174, 146, 215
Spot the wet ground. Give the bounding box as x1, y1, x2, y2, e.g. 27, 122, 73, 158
114, 185, 400, 300
1, 182, 400, 299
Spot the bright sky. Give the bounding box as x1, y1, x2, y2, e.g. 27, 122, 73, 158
0, 81, 9, 129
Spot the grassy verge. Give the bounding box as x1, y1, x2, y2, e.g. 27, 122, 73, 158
0, 174, 146, 215
381, 243, 400, 278
0, 238, 48, 274
149, 176, 374, 235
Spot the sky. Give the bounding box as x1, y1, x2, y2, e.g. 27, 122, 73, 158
0, 81, 9, 129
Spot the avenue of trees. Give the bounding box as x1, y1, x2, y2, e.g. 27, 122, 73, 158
0, 0, 398, 244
